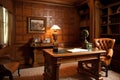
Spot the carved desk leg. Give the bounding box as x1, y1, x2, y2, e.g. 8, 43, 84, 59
77, 54, 102, 80
43, 52, 61, 80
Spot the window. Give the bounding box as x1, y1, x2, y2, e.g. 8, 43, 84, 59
0, 6, 11, 48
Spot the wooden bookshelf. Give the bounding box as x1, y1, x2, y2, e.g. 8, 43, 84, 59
100, 1, 120, 72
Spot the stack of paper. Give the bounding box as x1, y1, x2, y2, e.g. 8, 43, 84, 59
67, 48, 88, 52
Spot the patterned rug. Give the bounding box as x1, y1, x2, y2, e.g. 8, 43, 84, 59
4, 62, 120, 80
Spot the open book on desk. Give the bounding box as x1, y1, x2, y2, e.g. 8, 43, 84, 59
67, 48, 88, 53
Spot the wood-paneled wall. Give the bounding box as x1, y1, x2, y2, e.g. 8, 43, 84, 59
0, 0, 15, 59
14, 1, 80, 64
14, 1, 80, 45
0, 0, 81, 65
0, 0, 13, 12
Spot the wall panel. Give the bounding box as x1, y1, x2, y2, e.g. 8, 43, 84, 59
13, 1, 80, 64
0, 0, 15, 59
14, 1, 80, 44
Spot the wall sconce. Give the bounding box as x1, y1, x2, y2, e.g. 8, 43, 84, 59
51, 25, 61, 52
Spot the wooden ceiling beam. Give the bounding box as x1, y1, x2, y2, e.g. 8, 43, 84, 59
13, 0, 84, 7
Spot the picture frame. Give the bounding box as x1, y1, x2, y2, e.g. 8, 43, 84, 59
28, 17, 46, 33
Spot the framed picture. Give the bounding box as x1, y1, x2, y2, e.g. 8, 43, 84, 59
28, 17, 46, 33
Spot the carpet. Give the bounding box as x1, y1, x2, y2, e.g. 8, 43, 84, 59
4, 62, 120, 80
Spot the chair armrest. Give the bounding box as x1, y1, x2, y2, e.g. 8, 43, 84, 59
107, 49, 113, 59
100, 49, 113, 60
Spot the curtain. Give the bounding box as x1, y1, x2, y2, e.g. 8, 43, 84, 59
0, 6, 9, 47
3, 7, 8, 45
0, 6, 4, 45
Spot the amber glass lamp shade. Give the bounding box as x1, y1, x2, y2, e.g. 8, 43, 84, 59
51, 25, 61, 52
51, 25, 61, 32
51, 25, 61, 41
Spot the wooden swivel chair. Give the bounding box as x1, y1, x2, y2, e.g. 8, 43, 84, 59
94, 38, 115, 77
0, 55, 20, 80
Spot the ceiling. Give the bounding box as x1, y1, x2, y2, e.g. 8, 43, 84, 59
13, 0, 85, 6
13, 0, 120, 6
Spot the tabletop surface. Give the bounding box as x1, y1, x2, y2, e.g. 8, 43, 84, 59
42, 48, 106, 57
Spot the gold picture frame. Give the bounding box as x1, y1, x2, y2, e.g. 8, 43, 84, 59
28, 17, 46, 33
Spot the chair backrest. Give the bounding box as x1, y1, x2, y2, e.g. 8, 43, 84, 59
94, 38, 115, 51
94, 38, 115, 66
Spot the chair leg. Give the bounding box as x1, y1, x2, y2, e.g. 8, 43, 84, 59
105, 66, 108, 77
18, 67, 20, 76
9, 74, 13, 80
7, 70, 13, 80
0, 65, 13, 80
0, 76, 4, 80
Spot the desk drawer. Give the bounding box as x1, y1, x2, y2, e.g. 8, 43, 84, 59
57, 56, 76, 63
76, 55, 98, 61
57, 54, 99, 63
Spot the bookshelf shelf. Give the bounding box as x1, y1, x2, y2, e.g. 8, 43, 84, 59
100, 0, 120, 72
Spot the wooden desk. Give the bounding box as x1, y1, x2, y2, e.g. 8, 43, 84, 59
42, 49, 106, 80
31, 43, 53, 66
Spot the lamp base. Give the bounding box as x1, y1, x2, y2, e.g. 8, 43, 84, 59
53, 41, 58, 52
53, 34, 57, 42
53, 48, 58, 52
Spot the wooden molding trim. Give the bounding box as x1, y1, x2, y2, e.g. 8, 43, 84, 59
13, 0, 74, 7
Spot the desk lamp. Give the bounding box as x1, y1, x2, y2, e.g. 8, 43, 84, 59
51, 25, 61, 52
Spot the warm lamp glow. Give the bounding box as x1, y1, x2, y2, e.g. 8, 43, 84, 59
51, 25, 61, 32
51, 25, 61, 52
51, 25, 61, 42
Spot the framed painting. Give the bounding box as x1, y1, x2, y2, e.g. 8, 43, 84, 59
28, 17, 46, 33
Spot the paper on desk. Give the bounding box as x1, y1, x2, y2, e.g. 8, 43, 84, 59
67, 48, 88, 52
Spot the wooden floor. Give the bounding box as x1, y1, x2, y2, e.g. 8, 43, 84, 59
3, 62, 120, 80
13, 62, 120, 80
